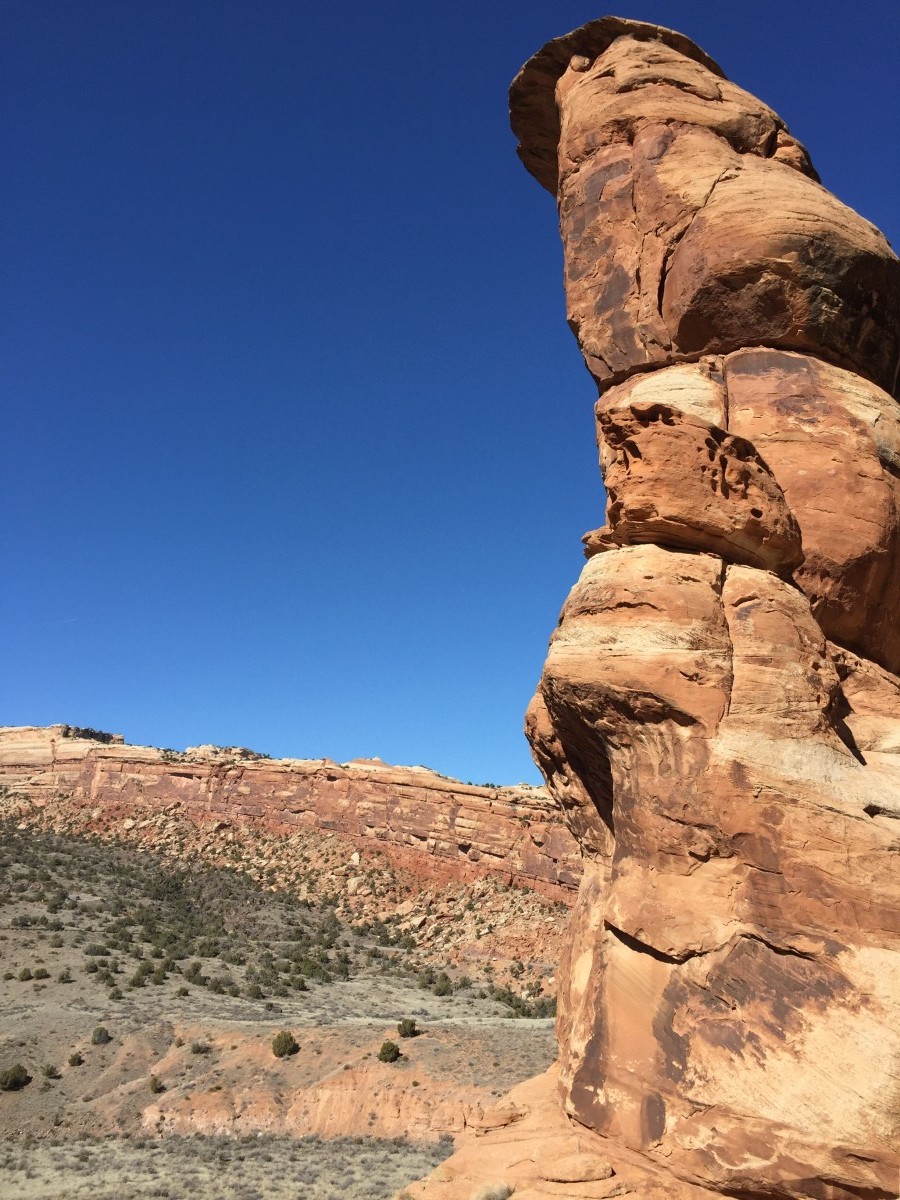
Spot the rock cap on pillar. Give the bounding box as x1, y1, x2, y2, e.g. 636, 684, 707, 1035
509, 16, 724, 193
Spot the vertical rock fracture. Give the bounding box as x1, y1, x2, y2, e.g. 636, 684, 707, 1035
512, 16, 900, 1200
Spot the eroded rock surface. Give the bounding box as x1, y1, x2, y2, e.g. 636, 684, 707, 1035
511, 19, 900, 396
415, 17, 900, 1200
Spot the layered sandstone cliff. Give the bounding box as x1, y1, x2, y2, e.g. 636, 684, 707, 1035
0, 724, 579, 900
413, 16, 900, 1200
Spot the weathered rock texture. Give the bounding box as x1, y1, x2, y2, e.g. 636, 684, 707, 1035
427, 15, 900, 1200
0, 725, 580, 900
510, 18, 900, 398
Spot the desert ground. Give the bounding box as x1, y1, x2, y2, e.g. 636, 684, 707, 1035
0, 820, 559, 1198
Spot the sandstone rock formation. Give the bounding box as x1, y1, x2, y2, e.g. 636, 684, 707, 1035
0, 724, 579, 900
410, 17, 900, 1200
506, 16, 900, 1200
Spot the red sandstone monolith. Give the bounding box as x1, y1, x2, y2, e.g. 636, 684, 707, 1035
512, 16, 900, 1200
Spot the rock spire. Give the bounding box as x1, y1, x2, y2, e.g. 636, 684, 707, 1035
513, 15, 900, 1200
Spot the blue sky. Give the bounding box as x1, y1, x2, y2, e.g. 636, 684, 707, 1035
3, 1, 898, 784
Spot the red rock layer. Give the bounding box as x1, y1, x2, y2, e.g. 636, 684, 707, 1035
0, 725, 580, 902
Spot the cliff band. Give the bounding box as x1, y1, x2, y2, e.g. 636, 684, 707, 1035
0, 725, 580, 901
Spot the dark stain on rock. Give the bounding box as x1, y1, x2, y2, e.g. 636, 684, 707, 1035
583, 157, 632, 204
697, 1019, 747, 1057
597, 263, 634, 314
730, 759, 751, 790
772, 391, 822, 422
641, 1090, 666, 1144
730, 347, 814, 383
705, 936, 850, 1032
654, 976, 690, 1082
733, 829, 780, 873
784, 1174, 898, 1200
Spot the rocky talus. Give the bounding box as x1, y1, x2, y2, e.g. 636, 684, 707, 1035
412, 16, 900, 1200
0, 726, 580, 995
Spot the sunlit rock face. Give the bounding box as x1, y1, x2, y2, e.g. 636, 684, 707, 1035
513, 16, 900, 1200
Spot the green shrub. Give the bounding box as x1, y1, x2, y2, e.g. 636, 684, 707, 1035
432, 973, 453, 997
378, 1040, 401, 1063
487, 985, 557, 1020
66, 725, 117, 743
271, 1030, 299, 1058
130, 960, 153, 987
148, 1074, 165, 1093
42, 1063, 61, 1079
397, 1018, 419, 1039
0, 1063, 31, 1091
68, 1052, 84, 1067
18, 967, 32, 982
91, 1026, 112, 1045
34, 967, 50, 980
190, 1041, 211, 1056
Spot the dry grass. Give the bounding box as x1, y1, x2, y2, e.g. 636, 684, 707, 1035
0, 1131, 453, 1199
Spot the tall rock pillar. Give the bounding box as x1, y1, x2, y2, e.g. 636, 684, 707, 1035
512, 17, 900, 1199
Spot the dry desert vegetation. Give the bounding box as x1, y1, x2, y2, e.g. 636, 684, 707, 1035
0, 819, 559, 1197
0, 1132, 453, 1200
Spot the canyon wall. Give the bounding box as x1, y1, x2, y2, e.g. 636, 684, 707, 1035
0, 725, 580, 901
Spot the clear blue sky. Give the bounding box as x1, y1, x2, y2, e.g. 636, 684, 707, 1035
3, 1, 898, 784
